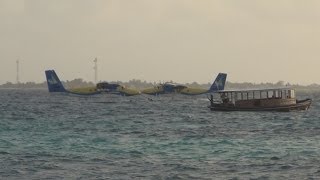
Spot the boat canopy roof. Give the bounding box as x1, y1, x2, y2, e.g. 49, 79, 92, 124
214, 87, 294, 93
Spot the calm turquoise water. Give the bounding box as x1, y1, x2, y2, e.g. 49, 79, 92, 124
0, 89, 320, 179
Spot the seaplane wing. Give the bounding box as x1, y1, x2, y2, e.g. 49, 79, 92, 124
141, 82, 186, 95
141, 85, 164, 95
179, 88, 209, 95
117, 86, 140, 96
97, 82, 140, 96
96, 82, 140, 96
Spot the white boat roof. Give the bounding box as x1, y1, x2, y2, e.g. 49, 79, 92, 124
214, 87, 294, 93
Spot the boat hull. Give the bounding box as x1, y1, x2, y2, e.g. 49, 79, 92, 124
209, 99, 312, 112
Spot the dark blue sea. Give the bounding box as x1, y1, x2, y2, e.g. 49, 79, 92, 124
0, 89, 320, 179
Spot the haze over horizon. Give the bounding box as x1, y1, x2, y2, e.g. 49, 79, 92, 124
1, 0, 320, 85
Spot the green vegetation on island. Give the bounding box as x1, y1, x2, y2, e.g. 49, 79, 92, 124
1, 79, 320, 93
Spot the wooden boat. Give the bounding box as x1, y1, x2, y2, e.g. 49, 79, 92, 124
208, 88, 311, 112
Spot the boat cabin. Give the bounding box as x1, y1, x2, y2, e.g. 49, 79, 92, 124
214, 88, 298, 109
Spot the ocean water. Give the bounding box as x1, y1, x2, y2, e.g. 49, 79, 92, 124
0, 89, 320, 179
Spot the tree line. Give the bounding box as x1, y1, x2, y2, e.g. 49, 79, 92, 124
1, 79, 320, 92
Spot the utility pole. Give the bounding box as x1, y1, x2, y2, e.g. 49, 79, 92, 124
93, 57, 98, 84
16, 59, 20, 84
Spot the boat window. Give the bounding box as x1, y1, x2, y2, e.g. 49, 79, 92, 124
288, 90, 295, 98
254, 91, 261, 99
236, 92, 242, 100
267, 91, 274, 98
282, 90, 287, 99
260, 91, 267, 99
220, 92, 229, 102
231, 92, 236, 103
247, 92, 253, 100
292, 90, 295, 98
287, 90, 290, 98
242, 92, 248, 100
285, 90, 289, 98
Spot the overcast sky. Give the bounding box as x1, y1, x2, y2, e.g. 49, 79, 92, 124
1, 0, 320, 85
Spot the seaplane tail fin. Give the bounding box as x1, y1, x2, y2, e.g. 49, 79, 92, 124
45, 70, 66, 92
209, 73, 227, 92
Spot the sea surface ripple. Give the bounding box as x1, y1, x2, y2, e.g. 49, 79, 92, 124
0, 89, 320, 179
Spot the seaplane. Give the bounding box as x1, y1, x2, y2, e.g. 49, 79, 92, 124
45, 70, 140, 96
141, 73, 227, 95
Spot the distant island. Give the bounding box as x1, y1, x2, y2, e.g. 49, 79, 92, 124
1, 79, 320, 93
